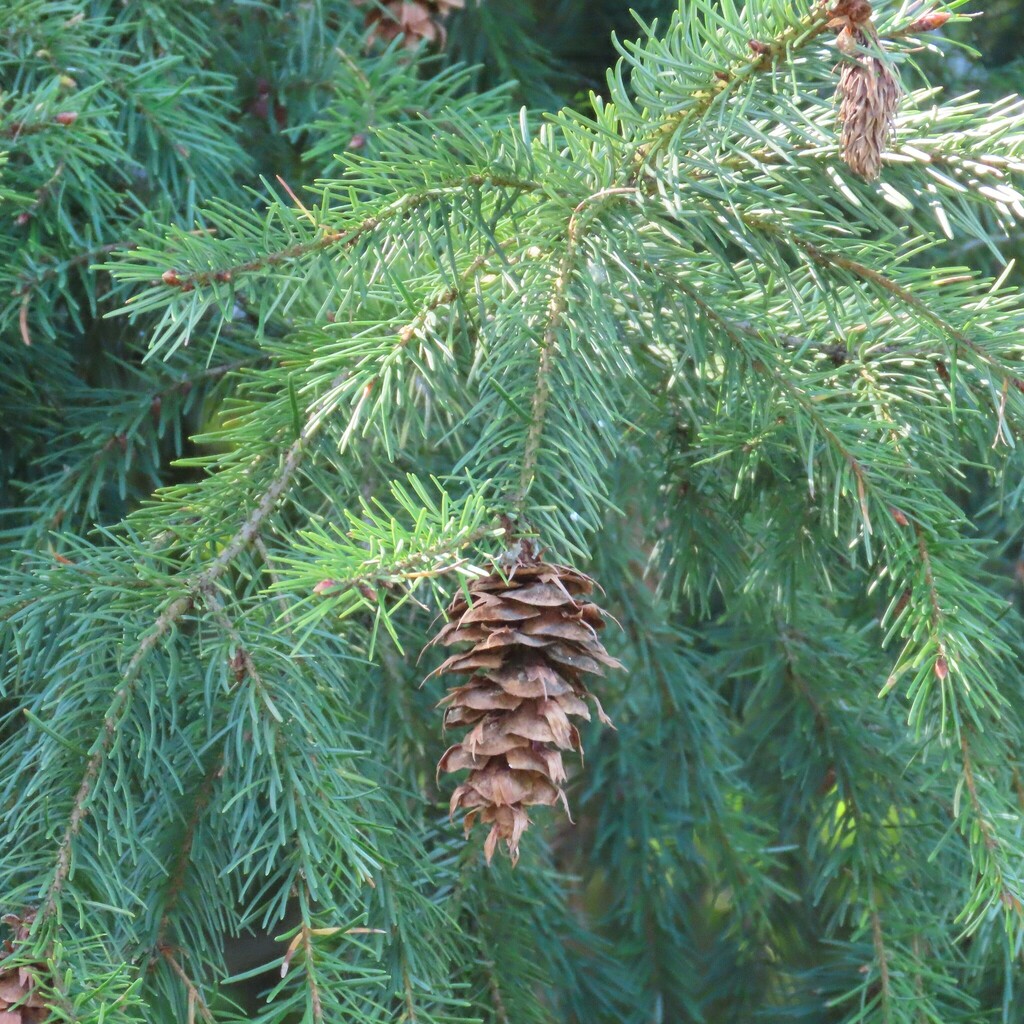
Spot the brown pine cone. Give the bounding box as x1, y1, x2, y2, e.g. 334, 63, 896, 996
427, 546, 619, 864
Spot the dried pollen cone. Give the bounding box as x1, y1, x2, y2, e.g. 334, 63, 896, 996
829, 0, 902, 181
0, 914, 47, 1024
357, 0, 465, 50
427, 550, 620, 864
837, 53, 901, 181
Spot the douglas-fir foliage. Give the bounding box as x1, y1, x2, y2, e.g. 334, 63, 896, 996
5, 1, 1024, 1022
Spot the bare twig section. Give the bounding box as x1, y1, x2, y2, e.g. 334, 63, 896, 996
301, 926, 325, 1024
401, 965, 419, 1023
484, 959, 510, 1024
869, 906, 893, 1024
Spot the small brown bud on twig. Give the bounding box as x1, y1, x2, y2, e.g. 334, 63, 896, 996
906, 11, 950, 33
54, 111, 78, 126
161, 270, 182, 287
748, 39, 771, 54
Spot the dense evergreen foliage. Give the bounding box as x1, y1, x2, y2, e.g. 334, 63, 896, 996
4, 1, 1024, 1022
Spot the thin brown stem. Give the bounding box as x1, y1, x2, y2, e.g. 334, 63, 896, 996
484, 959, 510, 1024
869, 906, 892, 1024
515, 188, 638, 506
158, 946, 214, 1024
959, 736, 1020, 913
301, 926, 324, 1024
154, 756, 224, 949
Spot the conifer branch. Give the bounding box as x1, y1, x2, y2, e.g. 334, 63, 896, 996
672, 276, 874, 515
515, 188, 637, 506
41, 589, 194, 921
781, 629, 898, 1017
747, 215, 1023, 379
641, 2, 835, 147
959, 736, 1023, 917
156, 176, 540, 293
12, 241, 132, 296
914, 526, 949, 683
41, 435, 308, 921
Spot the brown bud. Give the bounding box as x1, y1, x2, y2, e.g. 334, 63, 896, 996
934, 656, 948, 680
748, 39, 771, 55
906, 10, 950, 33
54, 111, 78, 126
161, 270, 182, 287
829, 0, 874, 25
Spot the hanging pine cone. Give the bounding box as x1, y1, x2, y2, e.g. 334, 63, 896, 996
829, 0, 901, 180
427, 542, 619, 864
0, 913, 47, 1024
357, 0, 465, 50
